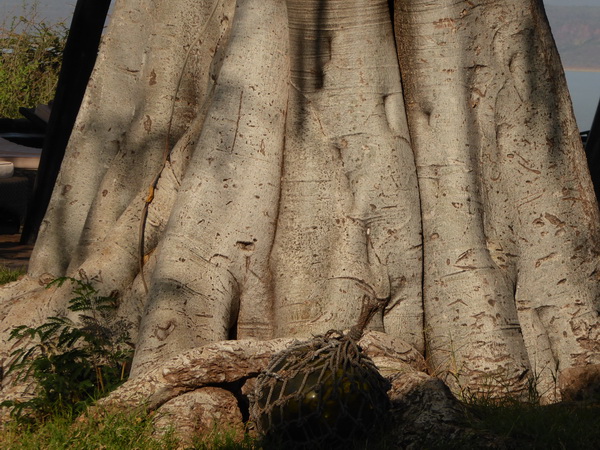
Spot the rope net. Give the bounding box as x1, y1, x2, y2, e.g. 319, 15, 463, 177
251, 296, 391, 448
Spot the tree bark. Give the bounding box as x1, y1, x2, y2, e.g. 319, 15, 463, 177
1, 0, 599, 418
395, 0, 600, 400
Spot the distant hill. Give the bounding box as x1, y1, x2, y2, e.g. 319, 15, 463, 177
546, 5, 600, 70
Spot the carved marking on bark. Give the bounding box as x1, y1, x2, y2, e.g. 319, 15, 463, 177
544, 213, 565, 227
235, 241, 255, 251
433, 18, 456, 30
156, 320, 176, 341
517, 192, 543, 209
535, 252, 557, 268
143, 115, 152, 133
230, 90, 243, 152
517, 160, 541, 175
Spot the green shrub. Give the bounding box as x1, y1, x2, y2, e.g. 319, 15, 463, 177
1, 273, 133, 423
0, 6, 67, 118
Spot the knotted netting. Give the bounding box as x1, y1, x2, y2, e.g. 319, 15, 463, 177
250, 296, 391, 448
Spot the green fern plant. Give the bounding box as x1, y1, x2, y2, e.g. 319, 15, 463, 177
1, 273, 133, 423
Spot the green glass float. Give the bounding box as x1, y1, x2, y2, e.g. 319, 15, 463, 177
251, 296, 391, 448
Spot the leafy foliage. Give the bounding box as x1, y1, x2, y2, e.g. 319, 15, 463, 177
1, 273, 133, 423
0, 6, 67, 118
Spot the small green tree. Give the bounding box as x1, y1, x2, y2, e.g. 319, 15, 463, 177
1, 273, 133, 422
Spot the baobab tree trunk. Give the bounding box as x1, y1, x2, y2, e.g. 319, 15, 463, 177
396, 0, 600, 399
1, 0, 599, 417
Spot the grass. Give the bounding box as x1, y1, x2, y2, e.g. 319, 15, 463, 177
0, 4, 67, 119
0, 409, 181, 450
0, 409, 261, 450
464, 398, 600, 449
193, 426, 259, 449
0, 265, 25, 285
2, 399, 599, 449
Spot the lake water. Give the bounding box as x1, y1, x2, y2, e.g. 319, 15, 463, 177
1, 0, 598, 131
0, 1, 78, 25
565, 71, 600, 132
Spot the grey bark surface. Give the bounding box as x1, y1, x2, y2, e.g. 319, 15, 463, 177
152, 387, 245, 445
1, 0, 599, 430
396, 0, 600, 401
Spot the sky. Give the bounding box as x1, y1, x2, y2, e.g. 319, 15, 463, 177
1, 1, 598, 27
